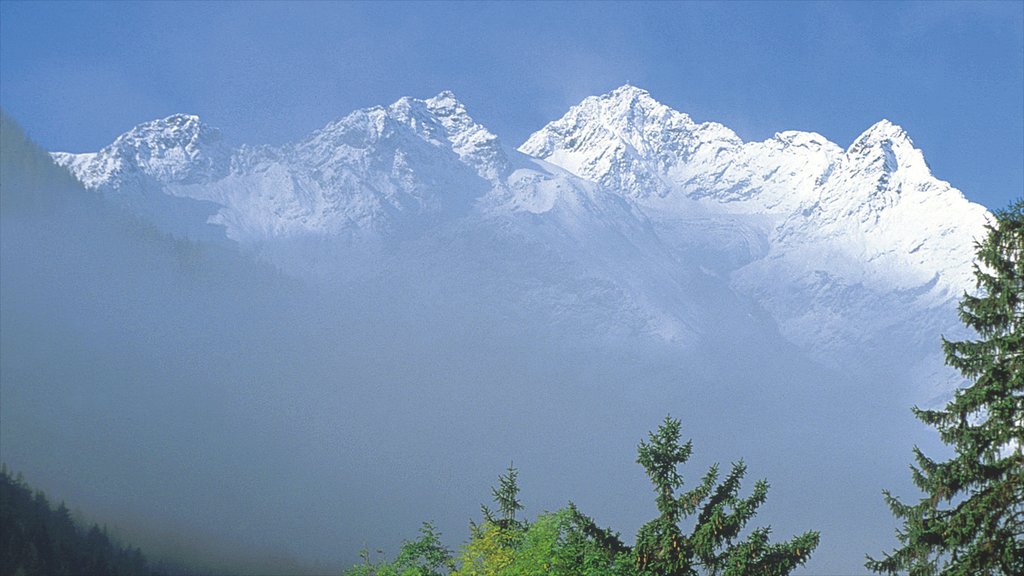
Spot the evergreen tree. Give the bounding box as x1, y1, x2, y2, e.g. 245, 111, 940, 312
456, 465, 529, 575
867, 200, 1024, 575
0, 466, 161, 575
633, 416, 818, 576
454, 471, 630, 576
481, 464, 525, 533
347, 419, 821, 576
471, 505, 631, 576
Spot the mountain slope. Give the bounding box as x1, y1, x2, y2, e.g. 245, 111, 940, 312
52, 93, 506, 243
520, 85, 986, 293
520, 85, 989, 366
7, 86, 1002, 574
50, 86, 989, 369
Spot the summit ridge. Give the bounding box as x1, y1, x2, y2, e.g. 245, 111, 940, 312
50, 85, 990, 369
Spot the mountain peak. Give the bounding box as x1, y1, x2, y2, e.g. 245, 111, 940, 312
423, 90, 471, 121
848, 119, 914, 153
854, 119, 909, 144
519, 86, 742, 198
385, 91, 467, 121
162, 112, 202, 125
426, 89, 460, 108
847, 119, 926, 175
589, 84, 670, 120
604, 83, 653, 102
306, 91, 506, 181
110, 113, 224, 154
117, 113, 208, 139
421, 91, 508, 181
90, 113, 231, 185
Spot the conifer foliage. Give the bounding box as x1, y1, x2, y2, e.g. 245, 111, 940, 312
634, 416, 819, 576
867, 200, 1024, 575
0, 466, 157, 575
481, 464, 525, 533
344, 418, 818, 576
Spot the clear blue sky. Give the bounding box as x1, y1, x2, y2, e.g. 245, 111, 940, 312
2, 1, 1021, 209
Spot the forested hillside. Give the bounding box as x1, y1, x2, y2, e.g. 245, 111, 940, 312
0, 467, 158, 576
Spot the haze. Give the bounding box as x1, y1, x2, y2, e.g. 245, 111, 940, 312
2, 3, 1020, 575
0, 107, 963, 574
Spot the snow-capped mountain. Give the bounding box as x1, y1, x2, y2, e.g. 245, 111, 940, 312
50, 114, 231, 241
520, 85, 984, 294
51, 113, 232, 188
18, 87, 999, 573
55, 93, 508, 242
52, 86, 990, 374
519, 85, 988, 363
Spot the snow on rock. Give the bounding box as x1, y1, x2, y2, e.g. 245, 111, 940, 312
521, 85, 989, 373
54, 93, 507, 242
53, 114, 231, 190
51, 86, 992, 375
523, 85, 989, 301
520, 84, 744, 200
423, 90, 509, 182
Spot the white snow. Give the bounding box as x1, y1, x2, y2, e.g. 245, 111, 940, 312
51, 85, 991, 374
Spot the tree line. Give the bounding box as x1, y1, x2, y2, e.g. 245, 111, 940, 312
344, 201, 1023, 576
0, 466, 160, 576
2, 202, 1020, 575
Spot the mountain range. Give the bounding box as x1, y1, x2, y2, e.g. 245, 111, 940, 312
51, 85, 989, 379
1, 85, 997, 573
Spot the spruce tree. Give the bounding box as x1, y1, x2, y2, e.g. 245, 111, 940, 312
481, 464, 525, 533
633, 416, 819, 576
867, 200, 1024, 575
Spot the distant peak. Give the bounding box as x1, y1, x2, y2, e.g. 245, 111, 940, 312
360, 90, 506, 181
596, 84, 661, 109
851, 119, 912, 149
117, 113, 217, 143
382, 91, 470, 121
772, 130, 830, 147
578, 85, 688, 129
429, 89, 459, 102
608, 83, 651, 98
133, 114, 206, 132
94, 112, 230, 184
424, 90, 468, 115
847, 119, 929, 174
162, 113, 202, 124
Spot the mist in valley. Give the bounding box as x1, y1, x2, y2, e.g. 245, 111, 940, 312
1, 111, 956, 574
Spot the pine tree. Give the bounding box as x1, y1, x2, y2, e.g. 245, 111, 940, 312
456, 466, 527, 576
481, 464, 524, 533
633, 416, 818, 576
867, 200, 1024, 575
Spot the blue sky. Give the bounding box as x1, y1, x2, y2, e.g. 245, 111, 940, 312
1, 1, 1021, 209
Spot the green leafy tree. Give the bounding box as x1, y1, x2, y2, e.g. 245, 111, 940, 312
633, 416, 819, 576
493, 505, 631, 576
350, 418, 819, 576
455, 470, 631, 576
344, 522, 454, 576
452, 520, 517, 576
394, 523, 455, 576
867, 200, 1024, 575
